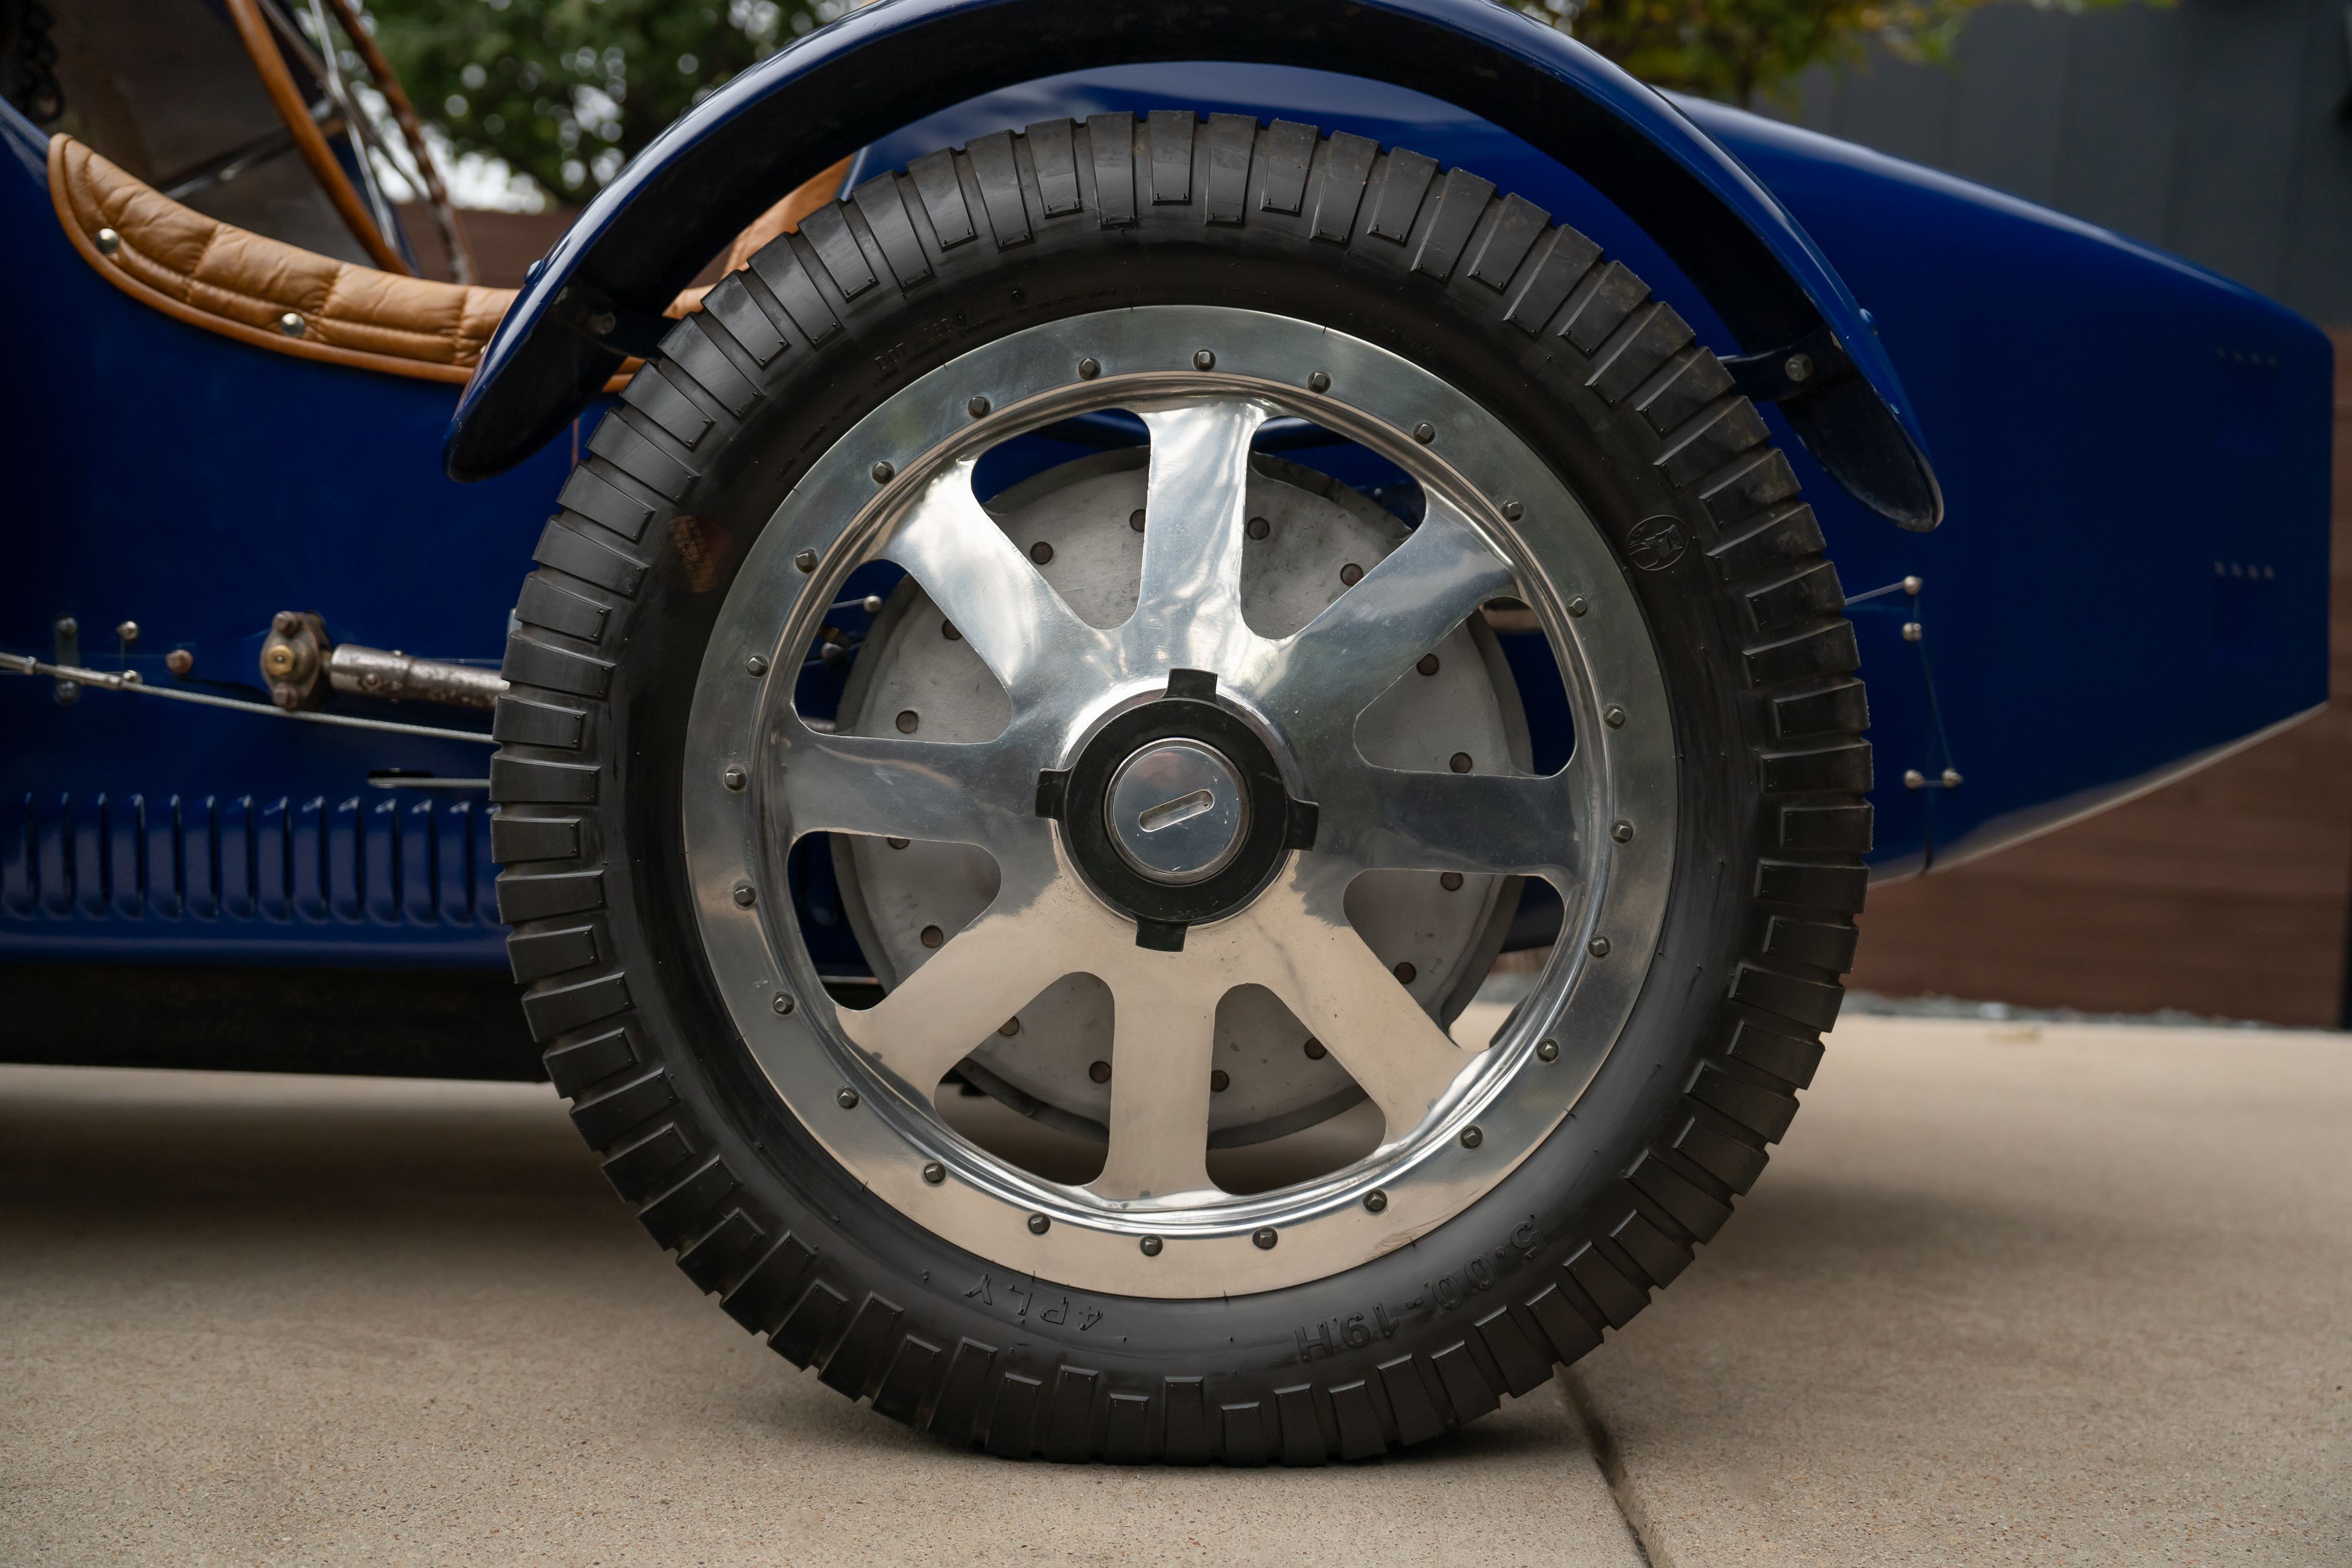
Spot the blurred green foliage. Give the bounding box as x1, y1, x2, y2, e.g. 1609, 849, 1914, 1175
365, 0, 833, 197
1523, 0, 2142, 108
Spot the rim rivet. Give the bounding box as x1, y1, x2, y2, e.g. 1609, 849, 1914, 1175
1604, 706, 1626, 728
922, 1161, 945, 1185
1413, 422, 1436, 444
837, 1086, 859, 1109
1502, 499, 1525, 520
1568, 596, 1589, 617
1140, 1235, 1163, 1256
1461, 1125, 1484, 1149
1308, 371, 1331, 393
1363, 1189, 1388, 1213
1028, 1213, 1051, 1235
1252, 1227, 1278, 1250
1078, 356, 1101, 379
773, 992, 796, 1015
723, 765, 747, 791
1589, 936, 1612, 958
1536, 1038, 1560, 1062
1612, 820, 1633, 842
1193, 350, 1216, 370
871, 461, 896, 484
745, 655, 769, 676
732, 884, 756, 907
967, 395, 991, 418
794, 549, 817, 573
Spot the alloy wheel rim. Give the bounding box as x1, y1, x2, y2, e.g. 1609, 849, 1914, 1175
683, 306, 1678, 1296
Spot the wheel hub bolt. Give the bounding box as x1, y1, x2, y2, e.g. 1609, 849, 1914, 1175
732, 884, 756, 906
1461, 1126, 1484, 1149
1611, 820, 1633, 842
1536, 1038, 1560, 1062
1588, 937, 1611, 957
1362, 1189, 1388, 1213
921, 1161, 945, 1185
1104, 739, 1250, 885
1140, 1235, 1162, 1256
1028, 1213, 1051, 1235
1252, 1228, 1278, 1249
723, 765, 747, 791
836, 1086, 859, 1108
773, 992, 796, 1015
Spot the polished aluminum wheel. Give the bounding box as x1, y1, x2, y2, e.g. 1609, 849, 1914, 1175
684, 306, 1676, 1295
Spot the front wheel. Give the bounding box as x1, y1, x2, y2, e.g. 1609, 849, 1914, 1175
489, 113, 1868, 1462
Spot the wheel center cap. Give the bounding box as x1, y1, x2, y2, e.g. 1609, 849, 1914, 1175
1105, 740, 1250, 885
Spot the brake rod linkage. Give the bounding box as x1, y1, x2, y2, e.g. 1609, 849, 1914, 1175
0, 650, 497, 745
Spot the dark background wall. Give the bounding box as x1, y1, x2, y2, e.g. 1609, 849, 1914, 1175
1764, 0, 2352, 1024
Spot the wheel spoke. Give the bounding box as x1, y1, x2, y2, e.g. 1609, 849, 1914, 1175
881, 457, 1110, 701
1230, 864, 1476, 1135
774, 718, 1039, 852
1244, 494, 1516, 737
1312, 763, 1578, 881
836, 877, 1083, 1091
1088, 969, 1219, 1201
1126, 400, 1271, 673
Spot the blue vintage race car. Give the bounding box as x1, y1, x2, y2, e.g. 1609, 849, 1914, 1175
4, 0, 2331, 1462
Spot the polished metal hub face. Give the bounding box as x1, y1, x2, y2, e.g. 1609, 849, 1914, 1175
682, 306, 1679, 1296
1105, 740, 1248, 885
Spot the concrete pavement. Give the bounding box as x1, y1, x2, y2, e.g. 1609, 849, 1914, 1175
1, 1016, 2344, 1565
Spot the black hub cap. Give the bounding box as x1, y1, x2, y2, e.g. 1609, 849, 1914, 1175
1035, 669, 1319, 950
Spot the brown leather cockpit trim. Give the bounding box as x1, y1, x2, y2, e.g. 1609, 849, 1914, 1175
49, 136, 853, 391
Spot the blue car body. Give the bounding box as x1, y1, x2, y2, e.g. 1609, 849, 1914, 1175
0, 4, 2331, 973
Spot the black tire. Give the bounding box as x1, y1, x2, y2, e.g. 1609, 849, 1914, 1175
489, 112, 1868, 1463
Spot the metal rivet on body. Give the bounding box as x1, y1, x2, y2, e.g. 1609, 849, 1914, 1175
1942, 768, 1965, 788
1140, 1235, 1162, 1256
1461, 1126, 1484, 1149
1028, 1213, 1051, 1235
745, 655, 769, 676
794, 549, 817, 573
165, 649, 193, 676
871, 461, 896, 484
723, 765, 747, 791
1903, 576, 1923, 596
922, 1161, 946, 1185
773, 992, 796, 1015
1785, 353, 1814, 383
1902, 622, 1923, 642
1603, 706, 1626, 728
1588, 937, 1611, 958
1193, 349, 1215, 370
1567, 596, 1589, 617
1363, 1189, 1388, 1213
94, 227, 120, 256
1536, 1038, 1560, 1062
1904, 768, 1927, 790
837, 1086, 859, 1109
732, 884, 756, 907
1252, 1227, 1278, 1249
1412, 422, 1436, 444
1077, 356, 1101, 379
115, 621, 139, 643
967, 395, 991, 418
1307, 371, 1331, 393
1611, 820, 1633, 842
278, 312, 305, 337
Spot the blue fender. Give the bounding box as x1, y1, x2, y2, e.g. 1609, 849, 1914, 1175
443, 0, 1940, 529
